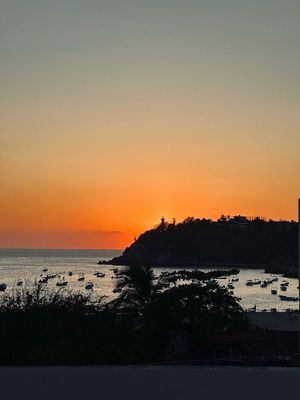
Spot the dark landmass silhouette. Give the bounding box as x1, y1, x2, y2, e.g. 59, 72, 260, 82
99, 216, 298, 277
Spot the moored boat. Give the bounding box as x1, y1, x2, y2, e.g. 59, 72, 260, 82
0, 283, 7, 292
56, 280, 68, 287
279, 295, 298, 302
94, 272, 105, 278
252, 279, 261, 285
85, 281, 94, 290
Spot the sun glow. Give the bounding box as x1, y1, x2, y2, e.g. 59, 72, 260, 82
1, 1, 299, 249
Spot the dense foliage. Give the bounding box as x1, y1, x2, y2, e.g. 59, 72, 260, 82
0, 267, 247, 365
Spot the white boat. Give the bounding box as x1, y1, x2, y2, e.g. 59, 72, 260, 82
85, 282, 94, 290
94, 272, 105, 278
56, 280, 68, 287
252, 279, 261, 285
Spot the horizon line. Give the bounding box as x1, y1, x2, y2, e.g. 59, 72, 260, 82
0, 247, 124, 251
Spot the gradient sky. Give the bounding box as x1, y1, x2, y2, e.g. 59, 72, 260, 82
1, 0, 299, 249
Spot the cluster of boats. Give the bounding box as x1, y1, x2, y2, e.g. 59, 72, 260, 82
0, 266, 118, 294
245, 277, 279, 288
224, 275, 298, 303
38, 268, 107, 290
245, 277, 298, 302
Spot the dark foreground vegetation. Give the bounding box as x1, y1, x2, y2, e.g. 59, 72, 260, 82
0, 268, 249, 365
100, 216, 298, 277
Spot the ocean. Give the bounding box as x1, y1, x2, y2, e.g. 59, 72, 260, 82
0, 248, 298, 311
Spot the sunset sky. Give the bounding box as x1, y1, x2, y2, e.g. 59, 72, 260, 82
1, 0, 299, 249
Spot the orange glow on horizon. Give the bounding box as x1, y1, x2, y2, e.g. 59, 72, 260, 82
1, 1, 299, 249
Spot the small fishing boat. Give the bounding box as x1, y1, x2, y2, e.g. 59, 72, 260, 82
47, 273, 57, 279
77, 274, 85, 281
42, 268, 48, 272
94, 272, 105, 278
252, 279, 261, 285
231, 277, 239, 282
279, 295, 298, 302
16, 280, 23, 286
85, 281, 94, 290
271, 288, 277, 295
56, 280, 68, 287
262, 279, 273, 287
246, 280, 253, 286
0, 283, 7, 292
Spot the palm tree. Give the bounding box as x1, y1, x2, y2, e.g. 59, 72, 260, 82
112, 265, 164, 314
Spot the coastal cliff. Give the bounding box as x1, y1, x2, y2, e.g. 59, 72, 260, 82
99, 216, 298, 276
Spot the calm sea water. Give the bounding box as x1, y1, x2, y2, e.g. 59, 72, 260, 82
0, 249, 298, 311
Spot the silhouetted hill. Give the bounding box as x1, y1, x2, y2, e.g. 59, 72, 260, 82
100, 216, 298, 276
